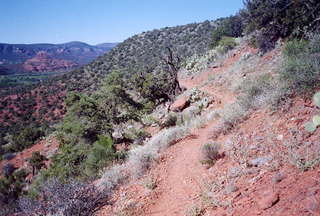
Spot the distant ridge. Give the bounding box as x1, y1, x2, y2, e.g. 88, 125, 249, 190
0, 41, 118, 74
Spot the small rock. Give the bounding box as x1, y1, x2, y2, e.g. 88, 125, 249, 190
258, 191, 279, 210
248, 156, 272, 167
272, 172, 285, 183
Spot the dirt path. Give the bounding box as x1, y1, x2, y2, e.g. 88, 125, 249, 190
145, 125, 212, 215
96, 46, 256, 215
142, 54, 239, 215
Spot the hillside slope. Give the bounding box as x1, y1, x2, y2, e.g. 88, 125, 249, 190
0, 20, 217, 153
97, 42, 320, 216
65, 20, 217, 92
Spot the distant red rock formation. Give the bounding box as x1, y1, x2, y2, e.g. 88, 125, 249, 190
22, 51, 78, 72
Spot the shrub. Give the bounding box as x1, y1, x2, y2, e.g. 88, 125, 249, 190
218, 36, 237, 53
84, 135, 116, 176
241, 0, 320, 51
200, 142, 221, 167
0, 168, 28, 213
281, 35, 320, 92
161, 113, 178, 128
28, 151, 47, 175
239, 74, 275, 110
19, 179, 110, 216
43, 143, 88, 180
10, 126, 44, 152
123, 127, 151, 144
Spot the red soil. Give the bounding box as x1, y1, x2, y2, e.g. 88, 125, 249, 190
0, 137, 59, 177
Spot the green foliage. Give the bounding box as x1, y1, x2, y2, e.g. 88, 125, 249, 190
218, 36, 237, 53
283, 39, 309, 57
131, 70, 179, 104
241, 0, 320, 51
281, 35, 320, 92
0, 168, 28, 210
239, 74, 274, 110
9, 126, 44, 152
85, 135, 115, 176
210, 15, 243, 48
43, 144, 87, 180
123, 128, 151, 143
45, 70, 145, 181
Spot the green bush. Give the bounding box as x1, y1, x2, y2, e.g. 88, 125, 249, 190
10, 126, 44, 152
43, 144, 88, 181
0, 168, 28, 212
281, 35, 320, 92
123, 128, 151, 144
84, 135, 116, 176
218, 36, 237, 53
241, 0, 320, 51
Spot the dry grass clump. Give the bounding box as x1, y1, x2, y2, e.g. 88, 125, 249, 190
143, 177, 157, 190
185, 204, 205, 216
284, 131, 320, 171
127, 125, 190, 178
115, 200, 140, 216
98, 121, 192, 191
98, 164, 127, 191
20, 178, 110, 216
200, 142, 221, 167
209, 102, 248, 139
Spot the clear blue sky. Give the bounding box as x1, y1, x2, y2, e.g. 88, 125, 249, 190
0, 0, 244, 45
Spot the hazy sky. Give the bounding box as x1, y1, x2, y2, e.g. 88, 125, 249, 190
0, 0, 244, 45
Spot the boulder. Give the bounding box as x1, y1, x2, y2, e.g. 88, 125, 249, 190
170, 96, 190, 112
257, 190, 279, 210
